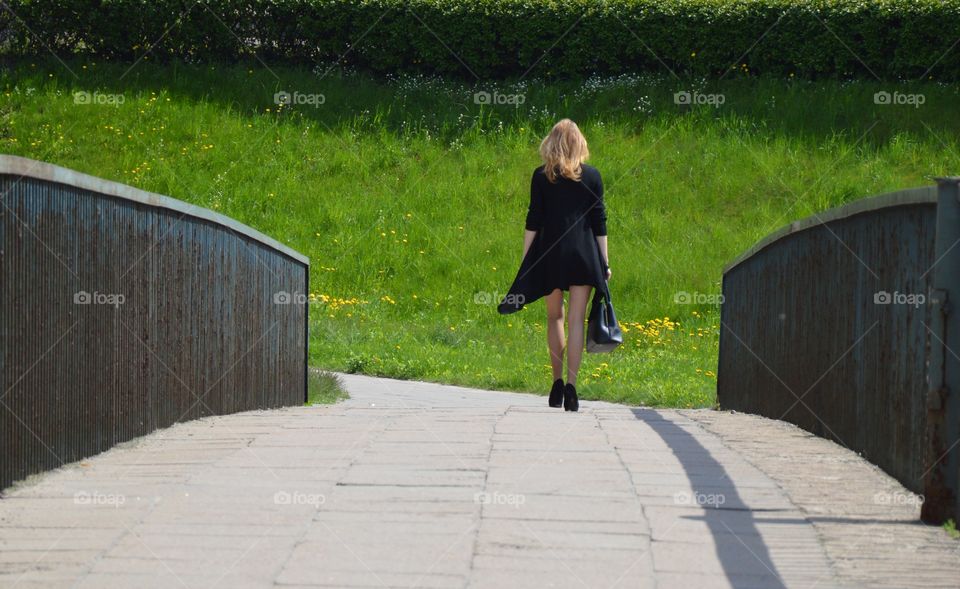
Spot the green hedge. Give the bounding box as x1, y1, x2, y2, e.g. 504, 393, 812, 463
3, 0, 959, 80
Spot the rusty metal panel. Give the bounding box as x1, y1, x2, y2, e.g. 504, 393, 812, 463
0, 161, 308, 490
924, 177, 960, 523
718, 189, 938, 499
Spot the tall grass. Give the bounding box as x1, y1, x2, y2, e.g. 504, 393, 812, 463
307, 370, 349, 405
3, 59, 959, 406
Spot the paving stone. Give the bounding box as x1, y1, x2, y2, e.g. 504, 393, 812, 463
0, 374, 955, 588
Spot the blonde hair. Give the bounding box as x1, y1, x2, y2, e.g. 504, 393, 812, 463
539, 119, 589, 183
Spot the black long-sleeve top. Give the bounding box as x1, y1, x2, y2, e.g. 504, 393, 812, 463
525, 164, 607, 237
498, 164, 609, 313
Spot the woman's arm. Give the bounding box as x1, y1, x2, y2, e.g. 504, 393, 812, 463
523, 170, 544, 259
596, 235, 611, 279
522, 229, 537, 259
588, 170, 610, 279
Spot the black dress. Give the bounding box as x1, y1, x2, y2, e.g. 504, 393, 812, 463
498, 164, 608, 314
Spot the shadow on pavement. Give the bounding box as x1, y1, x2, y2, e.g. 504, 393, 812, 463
633, 408, 786, 588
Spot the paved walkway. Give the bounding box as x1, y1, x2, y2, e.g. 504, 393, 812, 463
1, 375, 957, 588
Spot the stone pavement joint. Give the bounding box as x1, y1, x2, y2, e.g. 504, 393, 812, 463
0, 374, 957, 588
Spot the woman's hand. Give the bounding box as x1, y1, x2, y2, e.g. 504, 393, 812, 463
605, 267, 612, 280
596, 236, 609, 280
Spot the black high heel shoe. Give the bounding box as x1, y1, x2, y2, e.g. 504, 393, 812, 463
563, 383, 579, 412
548, 378, 564, 408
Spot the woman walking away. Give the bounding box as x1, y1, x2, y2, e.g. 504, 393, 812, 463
498, 119, 610, 412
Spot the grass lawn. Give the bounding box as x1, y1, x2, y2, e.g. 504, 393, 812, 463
307, 369, 349, 405
3, 59, 958, 407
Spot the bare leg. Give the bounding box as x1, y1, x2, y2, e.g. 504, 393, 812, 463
545, 289, 565, 381
566, 285, 592, 385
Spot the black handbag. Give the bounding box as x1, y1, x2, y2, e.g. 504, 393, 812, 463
586, 281, 623, 353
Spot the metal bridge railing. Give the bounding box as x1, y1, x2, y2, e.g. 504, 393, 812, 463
0, 156, 309, 490
719, 178, 960, 524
